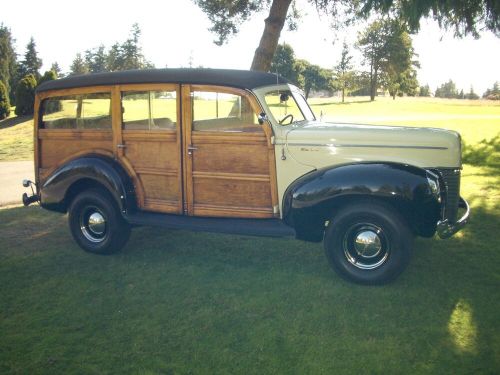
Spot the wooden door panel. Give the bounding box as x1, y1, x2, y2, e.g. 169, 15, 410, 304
184, 85, 278, 219
114, 84, 183, 214
121, 130, 181, 213
191, 138, 270, 175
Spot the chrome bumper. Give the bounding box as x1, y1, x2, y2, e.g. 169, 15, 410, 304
436, 197, 470, 239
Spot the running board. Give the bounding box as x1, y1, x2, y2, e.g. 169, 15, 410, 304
125, 212, 296, 238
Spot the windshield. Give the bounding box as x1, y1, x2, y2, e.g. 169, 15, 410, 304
264, 90, 315, 125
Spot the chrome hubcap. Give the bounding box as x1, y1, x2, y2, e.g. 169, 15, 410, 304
343, 223, 389, 270
80, 207, 107, 243
354, 231, 382, 258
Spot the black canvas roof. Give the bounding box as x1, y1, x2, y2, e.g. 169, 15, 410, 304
36, 68, 289, 93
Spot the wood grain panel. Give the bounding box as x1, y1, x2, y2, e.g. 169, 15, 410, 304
193, 178, 272, 208
140, 174, 179, 201
39, 139, 113, 168
192, 143, 270, 175
123, 141, 179, 170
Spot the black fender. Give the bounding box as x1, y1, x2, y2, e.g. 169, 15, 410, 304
282, 162, 441, 242
40, 155, 137, 215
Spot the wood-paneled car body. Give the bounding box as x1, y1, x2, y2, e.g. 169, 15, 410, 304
23, 69, 469, 284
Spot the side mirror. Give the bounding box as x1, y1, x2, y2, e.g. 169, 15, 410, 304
258, 113, 268, 125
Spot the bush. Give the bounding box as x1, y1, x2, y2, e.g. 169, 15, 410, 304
0, 81, 11, 120
14, 74, 37, 116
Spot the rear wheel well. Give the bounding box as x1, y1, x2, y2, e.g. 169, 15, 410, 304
64, 179, 115, 213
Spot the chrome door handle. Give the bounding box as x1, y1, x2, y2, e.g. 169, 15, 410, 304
117, 144, 126, 149
187, 145, 198, 155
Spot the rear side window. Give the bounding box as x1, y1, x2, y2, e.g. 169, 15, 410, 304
41, 93, 111, 129
122, 91, 177, 130
192, 91, 261, 132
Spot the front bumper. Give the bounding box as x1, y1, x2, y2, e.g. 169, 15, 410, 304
436, 197, 470, 239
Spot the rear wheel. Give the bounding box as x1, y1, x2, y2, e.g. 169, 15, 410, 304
324, 202, 412, 284
68, 188, 130, 254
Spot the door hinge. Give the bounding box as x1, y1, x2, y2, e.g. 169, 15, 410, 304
273, 205, 279, 214
270, 136, 275, 145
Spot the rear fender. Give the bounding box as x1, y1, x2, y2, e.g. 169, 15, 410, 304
40, 155, 136, 214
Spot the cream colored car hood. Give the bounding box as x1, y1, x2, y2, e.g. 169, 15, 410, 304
284, 121, 461, 169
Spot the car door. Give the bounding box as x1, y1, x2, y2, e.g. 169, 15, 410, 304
113, 84, 183, 214
181, 85, 279, 218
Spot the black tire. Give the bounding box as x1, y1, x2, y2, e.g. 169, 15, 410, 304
68, 188, 131, 254
324, 202, 413, 284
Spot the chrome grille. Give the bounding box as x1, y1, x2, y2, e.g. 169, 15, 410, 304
437, 168, 461, 223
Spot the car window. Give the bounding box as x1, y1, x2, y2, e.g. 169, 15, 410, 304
192, 91, 261, 132
264, 90, 309, 125
122, 90, 177, 130
41, 93, 111, 129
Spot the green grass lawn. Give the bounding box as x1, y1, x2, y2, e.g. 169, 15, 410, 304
0, 114, 33, 162
1, 97, 499, 373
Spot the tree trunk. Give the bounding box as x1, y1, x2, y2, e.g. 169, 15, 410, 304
250, 0, 293, 72
342, 87, 345, 103
370, 69, 378, 101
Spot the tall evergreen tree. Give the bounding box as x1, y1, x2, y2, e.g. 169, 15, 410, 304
0, 80, 10, 120
85, 45, 107, 73
69, 53, 89, 75
18, 37, 42, 80
0, 24, 18, 104
50, 62, 63, 78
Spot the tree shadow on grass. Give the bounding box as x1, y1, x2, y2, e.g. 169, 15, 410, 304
0, 115, 33, 129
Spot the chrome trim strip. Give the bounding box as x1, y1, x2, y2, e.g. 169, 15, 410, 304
282, 142, 448, 150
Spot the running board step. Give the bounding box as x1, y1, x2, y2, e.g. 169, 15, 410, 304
125, 212, 296, 238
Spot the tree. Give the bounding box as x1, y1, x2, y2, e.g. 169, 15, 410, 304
0, 24, 17, 104
85, 45, 108, 73
483, 81, 500, 100
270, 43, 300, 85
419, 84, 430, 97
465, 86, 479, 100
0, 80, 10, 120
14, 74, 37, 116
334, 41, 355, 102
38, 70, 58, 86
18, 37, 42, 80
357, 19, 419, 101
69, 53, 89, 76
194, 0, 499, 72
296, 60, 332, 99
50, 62, 63, 78
435, 80, 458, 98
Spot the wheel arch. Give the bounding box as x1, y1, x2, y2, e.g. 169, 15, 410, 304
282, 162, 441, 242
40, 154, 137, 215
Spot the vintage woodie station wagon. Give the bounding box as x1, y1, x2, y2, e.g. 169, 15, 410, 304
22, 68, 469, 284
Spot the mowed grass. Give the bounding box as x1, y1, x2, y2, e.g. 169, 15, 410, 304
0, 114, 33, 161
1, 96, 500, 373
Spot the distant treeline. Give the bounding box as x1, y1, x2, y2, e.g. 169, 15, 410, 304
1, 21, 499, 120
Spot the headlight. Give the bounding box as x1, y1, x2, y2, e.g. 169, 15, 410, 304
426, 172, 441, 200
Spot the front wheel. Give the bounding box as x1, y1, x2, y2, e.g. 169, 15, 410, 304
324, 202, 413, 284
68, 188, 131, 254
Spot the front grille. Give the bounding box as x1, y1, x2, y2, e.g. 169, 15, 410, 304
437, 168, 461, 223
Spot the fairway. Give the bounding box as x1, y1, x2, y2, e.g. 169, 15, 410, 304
1, 96, 499, 373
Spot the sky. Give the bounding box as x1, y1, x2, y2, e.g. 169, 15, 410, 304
1, 0, 499, 95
